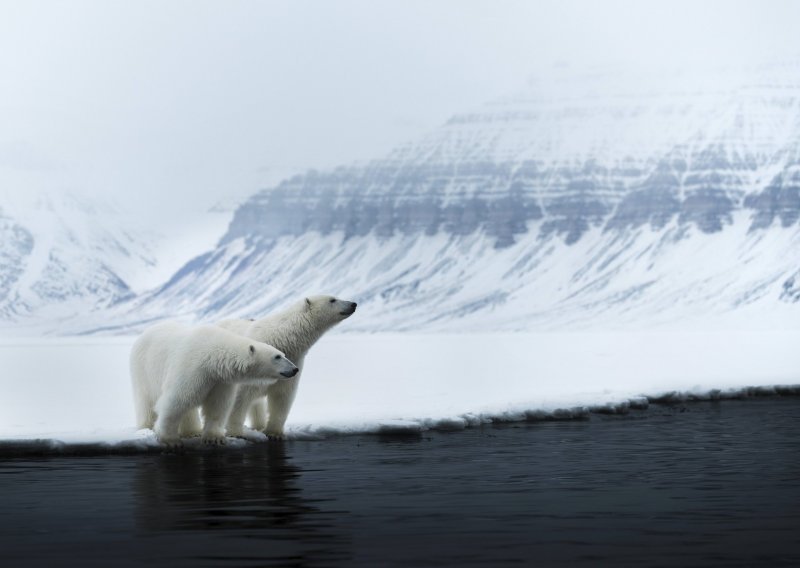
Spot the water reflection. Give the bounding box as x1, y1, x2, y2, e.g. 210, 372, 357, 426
133, 443, 352, 566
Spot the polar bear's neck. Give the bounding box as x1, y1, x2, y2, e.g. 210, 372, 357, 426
202, 346, 249, 382
250, 304, 331, 358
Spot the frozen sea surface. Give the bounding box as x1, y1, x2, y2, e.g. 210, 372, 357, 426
1, 398, 799, 567
0, 332, 798, 447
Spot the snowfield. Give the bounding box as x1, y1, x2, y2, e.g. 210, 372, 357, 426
1, 331, 797, 451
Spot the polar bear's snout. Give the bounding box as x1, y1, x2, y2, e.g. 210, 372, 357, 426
281, 365, 299, 378
279, 359, 300, 378
340, 301, 357, 317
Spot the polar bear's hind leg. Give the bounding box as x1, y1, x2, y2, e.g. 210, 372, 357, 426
154, 389, 192, 446
133, 390, 157, 430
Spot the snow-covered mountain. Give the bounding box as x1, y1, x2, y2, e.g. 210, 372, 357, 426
6, 64, 800, 334
92, 64, 800, 334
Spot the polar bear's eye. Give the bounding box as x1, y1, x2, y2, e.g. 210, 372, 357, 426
329, 298, 336, 303
274, 354, 281, 361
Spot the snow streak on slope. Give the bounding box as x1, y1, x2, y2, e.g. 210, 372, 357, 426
93, 212, 800, 334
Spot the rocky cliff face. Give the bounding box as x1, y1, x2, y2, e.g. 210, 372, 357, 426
746, 161, 800, 229
222, 68, 800, 254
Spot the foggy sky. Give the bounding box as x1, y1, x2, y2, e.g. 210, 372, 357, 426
1, 0, 799, 218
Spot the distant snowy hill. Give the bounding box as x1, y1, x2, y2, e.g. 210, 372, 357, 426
0, 190, 139, 323
4, 64, 800, 334
0, 189, 230, 334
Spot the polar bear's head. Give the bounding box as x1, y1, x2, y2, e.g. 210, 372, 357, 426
304, 295, 358, 327
246, 342, 299, 381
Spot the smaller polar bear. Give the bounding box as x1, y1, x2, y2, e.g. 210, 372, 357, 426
130, 321, 298, 446
219, 295, 357, 439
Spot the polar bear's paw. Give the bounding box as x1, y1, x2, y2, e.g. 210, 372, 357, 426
159, 437, 184, 449
226, 425, 245, 438
264, 430, 285, 441
202, 432, 228, 446
230, 427, 268, 442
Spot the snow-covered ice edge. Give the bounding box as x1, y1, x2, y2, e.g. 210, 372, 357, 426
1, 385, 799, 456
1, 332, 798, 454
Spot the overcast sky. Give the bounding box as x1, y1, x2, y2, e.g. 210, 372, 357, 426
1, 0, 799, 216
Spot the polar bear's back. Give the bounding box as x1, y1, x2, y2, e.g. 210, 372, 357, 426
131, 322, 251, 382
131, 321, 266, 390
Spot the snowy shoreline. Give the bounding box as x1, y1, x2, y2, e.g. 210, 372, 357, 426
1, 386, 798, 456
1, 332, 798, 453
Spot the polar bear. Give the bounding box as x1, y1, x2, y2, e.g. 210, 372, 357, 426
130, 321, 299, 446
219, 295, 357, 439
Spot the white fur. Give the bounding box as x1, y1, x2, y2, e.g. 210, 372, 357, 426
219, 295, 357, 438
130, 321, 298, 446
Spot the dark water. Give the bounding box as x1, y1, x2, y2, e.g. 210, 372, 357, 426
1, 399, 799, 567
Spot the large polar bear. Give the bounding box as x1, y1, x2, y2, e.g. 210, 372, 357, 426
219, 295, 357, 438
130, 321, 299, 445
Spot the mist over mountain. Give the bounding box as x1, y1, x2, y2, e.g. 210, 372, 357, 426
3, 64, 800, 334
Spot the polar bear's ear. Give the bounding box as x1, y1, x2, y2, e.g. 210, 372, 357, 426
249, 344, 255, 355
305, 297, 312, 309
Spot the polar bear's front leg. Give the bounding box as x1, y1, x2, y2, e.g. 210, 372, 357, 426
225, 385, 256, 438
178, 409, 203, 438
263, 378, 299, 439
155, 373, 211, 447
201, 383, 236, 445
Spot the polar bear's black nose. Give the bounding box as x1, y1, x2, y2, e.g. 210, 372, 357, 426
340, 302, 357, 316
280, 366, 298, 378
